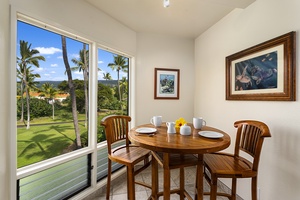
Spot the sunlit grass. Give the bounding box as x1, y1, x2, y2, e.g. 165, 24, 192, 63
17, 111, 122, 168
17, 121, 88, 168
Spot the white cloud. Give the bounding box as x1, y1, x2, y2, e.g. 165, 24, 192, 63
34, 47, 62, 55
35, 67, 44, 72
70, 53, 80, 59
98, 60, 104, 64
51, 64, 58, 67
50, 71, 56, 74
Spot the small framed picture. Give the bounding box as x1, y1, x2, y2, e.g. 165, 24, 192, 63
154, 68, 180, 99
226, 31, 296, 101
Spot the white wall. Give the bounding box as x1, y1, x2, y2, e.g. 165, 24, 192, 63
195, 0, 300, 199
0, 0, 10, 199
135, 33, 195, 125
11, 0, 137, 55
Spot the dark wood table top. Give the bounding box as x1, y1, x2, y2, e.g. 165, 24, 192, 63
129, 123, 231, 154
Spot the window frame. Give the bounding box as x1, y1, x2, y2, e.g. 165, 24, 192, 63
11, 11, 134, 200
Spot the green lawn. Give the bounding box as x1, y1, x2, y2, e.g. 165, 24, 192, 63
17, 111, 124, 168
17, 121, 88, 168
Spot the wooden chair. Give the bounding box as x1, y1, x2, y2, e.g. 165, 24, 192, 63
101, 115, 151, 200
151, 152, 199, 199
201, 120, 271, 200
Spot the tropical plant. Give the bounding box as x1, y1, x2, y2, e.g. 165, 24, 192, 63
119, 77, 128, 100
17, 98, 52, 119
71, 45, 89, 127
17, 40, 45, 129
103, 72, 112, 81
108, 55, 128, 110
61, 35, 81, 148
39, 83, 59, 119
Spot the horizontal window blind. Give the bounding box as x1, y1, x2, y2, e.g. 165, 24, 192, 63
97, 141, 124, 181
18, 155, 91, 200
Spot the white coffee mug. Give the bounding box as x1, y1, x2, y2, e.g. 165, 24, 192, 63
150, 116, 162, 127
193, 117, 206, 129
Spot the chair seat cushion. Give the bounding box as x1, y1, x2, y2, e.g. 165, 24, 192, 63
204, 153, 257, 178
109, 145, 151, 165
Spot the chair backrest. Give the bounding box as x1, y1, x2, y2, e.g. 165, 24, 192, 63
101, 115, 131, 154
233, 120, 271, 171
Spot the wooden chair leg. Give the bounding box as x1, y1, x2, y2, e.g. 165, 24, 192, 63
106, 159, 112, 200
231, 178, 237, 200
251, 177, 257, 200
210, 176, 218, 200
127, 165, 135, 200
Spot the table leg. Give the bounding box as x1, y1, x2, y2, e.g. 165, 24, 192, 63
163, 153, 171, 200
151, 154, 159, 200
196, 154, 204, 200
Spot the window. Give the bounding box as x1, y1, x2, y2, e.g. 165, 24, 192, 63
97, 48, 129, 143
15, 14, 130, 199
17, 20, 90, 168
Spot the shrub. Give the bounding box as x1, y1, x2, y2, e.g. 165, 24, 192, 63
17, 98, 52, 119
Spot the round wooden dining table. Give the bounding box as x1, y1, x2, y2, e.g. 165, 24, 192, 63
129, 123, 231, 200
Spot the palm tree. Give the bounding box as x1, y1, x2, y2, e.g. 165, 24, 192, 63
119, 77, 128, 101
103, 72, 112, 81
40, 83, 58, 120
108, 55, 128, 110
17, 63, 26, 122
17, 40, 45, 128
24, 68, 41, 128
61, 35, 82, 148
71, 45, 89, 127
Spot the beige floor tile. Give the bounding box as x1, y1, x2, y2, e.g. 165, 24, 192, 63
87, 165, 242, 200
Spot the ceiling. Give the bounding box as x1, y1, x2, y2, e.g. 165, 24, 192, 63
85, 0, 255, 39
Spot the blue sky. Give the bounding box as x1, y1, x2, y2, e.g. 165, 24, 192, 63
17, 21, 128, 81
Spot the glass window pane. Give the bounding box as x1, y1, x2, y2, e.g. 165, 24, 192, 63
97, 48, 129, 143
17, 20, 90, 168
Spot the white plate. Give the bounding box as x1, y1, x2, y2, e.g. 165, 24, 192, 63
135, 127, 157, 134
198, 131, 224, 138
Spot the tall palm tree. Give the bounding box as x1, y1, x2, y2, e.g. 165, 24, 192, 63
17, 40, 45, 128
108, 55, 128, 110
17, 63, 26, 122
71, 45, 89, 128
24, 68, 41, 129
40, 83, 58, 120
61, 35, 81, 148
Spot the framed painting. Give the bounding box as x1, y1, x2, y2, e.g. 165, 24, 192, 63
154, 68, 180, 99
226, 31, 296, 101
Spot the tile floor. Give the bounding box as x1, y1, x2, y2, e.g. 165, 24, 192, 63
85, 165, 242, 200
